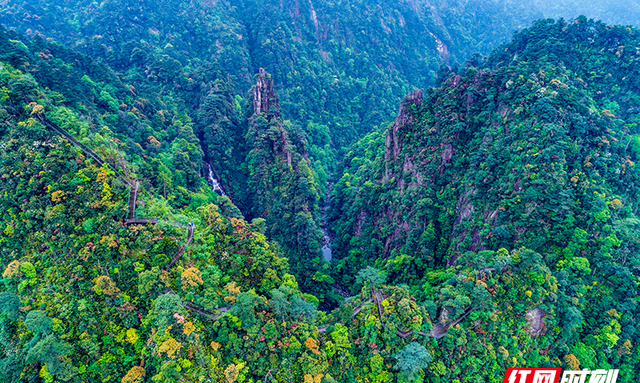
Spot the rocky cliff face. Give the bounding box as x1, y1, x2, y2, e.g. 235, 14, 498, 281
243, 68, 322, 278
385, 89, 423, 184
332, 20, 640, 274
249, 68, 291, 166
251, 68, 281, 121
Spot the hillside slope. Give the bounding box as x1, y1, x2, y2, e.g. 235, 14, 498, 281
331, 17, 640, 376
0, 0, 548, 145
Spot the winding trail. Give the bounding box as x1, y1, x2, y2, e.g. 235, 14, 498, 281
128, 181, 139, 219
34, 113, 133, 188
34, 111, 482, 339
164, 223, 195, 271
35, 112, 206, 315
165, 288, 231, 319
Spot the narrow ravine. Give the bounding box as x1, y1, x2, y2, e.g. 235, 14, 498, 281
320, 177, 332, 262
319, 176, 352, 298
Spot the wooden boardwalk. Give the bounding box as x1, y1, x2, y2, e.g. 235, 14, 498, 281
34, 110, 480, 338
35, 111, 208, 318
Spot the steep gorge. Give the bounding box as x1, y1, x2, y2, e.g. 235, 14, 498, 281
0, 3, 639, 381
331, 18, 640, 291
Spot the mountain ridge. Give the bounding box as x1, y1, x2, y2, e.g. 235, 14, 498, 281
0, 4, 639, 382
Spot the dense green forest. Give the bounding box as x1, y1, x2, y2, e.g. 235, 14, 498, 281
0, 0, 639, 381
330, 16, 640, 381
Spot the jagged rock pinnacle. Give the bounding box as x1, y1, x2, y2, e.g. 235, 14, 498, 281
252, 68, 281, 120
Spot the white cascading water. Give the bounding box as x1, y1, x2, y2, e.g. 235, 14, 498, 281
208, 164, 226, 197
321, 236, 332, 262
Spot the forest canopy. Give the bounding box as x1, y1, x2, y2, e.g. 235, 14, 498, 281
0, 1, 639, 382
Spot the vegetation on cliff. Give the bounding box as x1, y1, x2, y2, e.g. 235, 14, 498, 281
330, 17, 640, 380
0, 1, 639, 382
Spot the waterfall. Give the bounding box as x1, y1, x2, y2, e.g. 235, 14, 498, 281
207, 164, 226, 197
320, 180, 332, 262
321, 236, 332, 262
